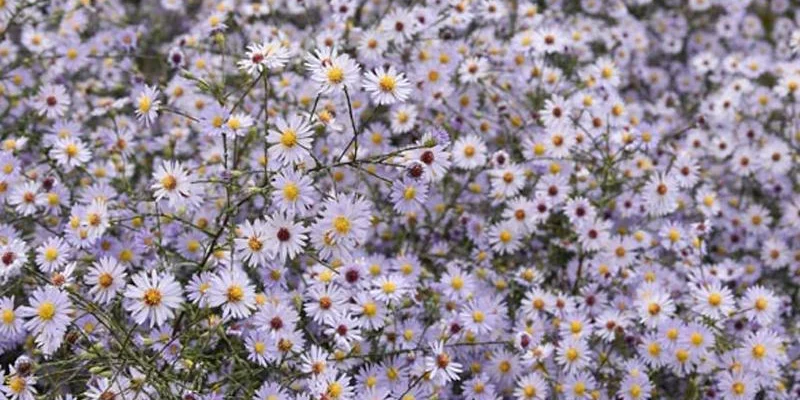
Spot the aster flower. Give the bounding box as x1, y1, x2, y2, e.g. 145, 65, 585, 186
691, 282, 735, 320
458, 57, 490, 84
235, 219, 271, 266
642, 173, 679, 216
389, 177, 428, 214
0, 296, 23, 338
555, 337, 590, 373
363, 66, 412, 105
312, 193, 372, 256
33, 84, 70, 119
8, 182, 42, 216
1, 372, 37, 400
224, 112, 254, 137
270, 169, 315, 214
425, 341, 463, 384
133, 85, 161, 126
267, 115, 314, 166
370, 274, 408, 304
305, 48, 361, 94
85, 257, 127, 305
304, 284, 348, 324
238, 41, 290, 75
718, 370, 757, 400
151, 161, 200, 208
19, 286, 72, 354
208, 268, 256, 319
452, 134, 488, 170
123, 270, 183, 327
514, 372, 548, 400
739, 329, 785, 370
0, 239, 29, 281
741, 285, 779, 325
264, 212, 308, 262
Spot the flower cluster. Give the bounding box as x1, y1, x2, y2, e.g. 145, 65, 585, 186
0, 0, 799, 399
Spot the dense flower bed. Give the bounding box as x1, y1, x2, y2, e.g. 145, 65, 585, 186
0, 0, 798, 399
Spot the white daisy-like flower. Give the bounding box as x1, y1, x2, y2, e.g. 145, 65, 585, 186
691, 282, 734, 320
237, 40, 290, 75
362, 66, 412, 105
85, 257, 127, 305
458, 57, 490, 84
33, 84, 70, 119
207, 268, 256, 320
0, 296, 23, 337
425, 341, 463, 384
49, 137, 91, 171
305, 48, 361, 94
123, 270, 183, 327
264, 212, 309, 262
19, 286, 73, 354
133, 84, 161, 126
35, 237, 71, 273
151, 161, 200, 208
741, 285, 779, 325
267, 115, 314, 166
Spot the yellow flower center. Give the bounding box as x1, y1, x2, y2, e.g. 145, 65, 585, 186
675, 349, 689, 363
667, 229, 680, 242
143, 288, 162, 306
37, 301, 56, 320
378, 75, 397, 92
326, 67, 345, 84
44, 247, 59, 262
280, 129, 297, 147
565, 348, 578, 361
472, 310, 485, 323
283, 183, 299, 201
227, 117, 241, 130
573, 382, 586, 395
647, 342, 660, 356
630, 384, 641, 398
382, 281, 397, 294
666, 328, 679, 341
65, 143, 79, 158
187, 240, 200, 253
327, 381, 343, 398
254, 341, 266, 354
2, 309, 14, 324
570, 320, 582, 334
138, 95, 152, 113
690, 332, 703, 346
161, 175, 177, 190
248, 237, 263, 252
450, 276, 464, 290
8, 376, 25, 394
754, 297, 768, 311
332, 216, 351, 234
119, 249, 133, 262
752, 344, 766, 359
98, 273, 114, 288
227, 285, 244, 302
362, 302, 377, 317
463, 145, 476, 157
